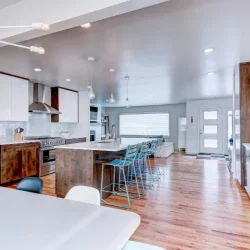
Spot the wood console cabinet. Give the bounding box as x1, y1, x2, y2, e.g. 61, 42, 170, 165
0, 143, 40, 184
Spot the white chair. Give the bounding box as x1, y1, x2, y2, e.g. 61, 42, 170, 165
65, 186, 100, 205
122, 241, 165, 250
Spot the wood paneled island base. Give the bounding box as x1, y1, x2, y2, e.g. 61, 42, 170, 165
56, 148, 123, 198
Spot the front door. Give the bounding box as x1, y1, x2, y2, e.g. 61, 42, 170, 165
199, 108, 223, 154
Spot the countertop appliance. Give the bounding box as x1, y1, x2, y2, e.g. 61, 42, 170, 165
90, 130, 96, 142
90, 106, 98, 123
23, 136, 65, 176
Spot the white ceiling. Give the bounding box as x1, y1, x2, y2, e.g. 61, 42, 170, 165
0, 0, 249, 107
0, 0, 22, 10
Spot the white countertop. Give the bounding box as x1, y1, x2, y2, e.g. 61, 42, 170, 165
0, 138, 39, 145
55, 140, 128, 152
242, 143, 250, 148
0, 187, 140, 250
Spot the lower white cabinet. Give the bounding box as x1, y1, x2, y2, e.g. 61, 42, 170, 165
0, 74, 29, 122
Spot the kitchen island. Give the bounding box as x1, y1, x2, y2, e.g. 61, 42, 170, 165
55, 140, 128, 198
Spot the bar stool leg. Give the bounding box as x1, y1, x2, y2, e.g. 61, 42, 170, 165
132, 162, 140, 199
122, 167, 131, 209
100, 163, 105, 203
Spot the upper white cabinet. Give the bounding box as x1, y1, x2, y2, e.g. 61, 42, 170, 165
51, 87, 78, 123
11, 77, 29, 121
0, 74, 12, 121
0, 74, 29, 122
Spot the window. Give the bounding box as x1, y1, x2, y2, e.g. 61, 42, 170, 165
204, 125, 217, 134
119, 113, 170, 136
204, 111, 217, 120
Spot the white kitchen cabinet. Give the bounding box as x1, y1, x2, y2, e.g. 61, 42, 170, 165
51, 87, 78, 123
0, 74, 12, 121
0, 74, 29, 122
11, 77, 29, 121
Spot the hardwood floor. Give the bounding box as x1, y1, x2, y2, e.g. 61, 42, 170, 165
6, 152, 250, 250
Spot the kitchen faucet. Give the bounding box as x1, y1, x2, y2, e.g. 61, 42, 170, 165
111, 124, 117, 141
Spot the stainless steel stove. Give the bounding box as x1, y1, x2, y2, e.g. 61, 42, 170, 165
23, 136, 65, 176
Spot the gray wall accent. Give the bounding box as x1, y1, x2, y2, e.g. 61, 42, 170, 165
104, 103, 186, 149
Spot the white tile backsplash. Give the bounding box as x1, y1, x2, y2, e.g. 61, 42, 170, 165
0, 113, 77, 139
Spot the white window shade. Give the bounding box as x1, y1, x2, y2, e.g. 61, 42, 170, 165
120, 113, 170, 136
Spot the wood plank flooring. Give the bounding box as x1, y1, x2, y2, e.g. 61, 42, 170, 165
6, 152, 250, 250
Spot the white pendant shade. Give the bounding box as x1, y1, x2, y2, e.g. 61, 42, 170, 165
109, 93, 115, 103
88, 87, 95, 100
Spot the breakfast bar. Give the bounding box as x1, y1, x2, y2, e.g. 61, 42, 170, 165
55, 140, 128, 198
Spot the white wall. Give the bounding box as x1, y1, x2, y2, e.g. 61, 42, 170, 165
186, 98, 233, 155
104, 103, 186, 149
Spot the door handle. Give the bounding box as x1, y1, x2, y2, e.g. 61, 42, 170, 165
200, 130, 203, 135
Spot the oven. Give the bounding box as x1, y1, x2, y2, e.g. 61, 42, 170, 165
90, 130, 96, 142
23, 136, 65, 177
40, 147, 56, 176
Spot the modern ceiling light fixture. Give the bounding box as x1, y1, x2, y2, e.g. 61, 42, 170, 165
0, 22, 49, 54
34, 68, 41, 72
0, 41, 45, 54
125, 76, 130, 108
109, 68, 116, 104
87, 57, 96, 100
65, 78, 71, 82
203, 48, 214, 54
0, 22, 50, 31
81, 23, 92, 28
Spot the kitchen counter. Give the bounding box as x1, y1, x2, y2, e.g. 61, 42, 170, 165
242, 143, 250, 149
55, 140, 127, 152
0, 139, 38, 145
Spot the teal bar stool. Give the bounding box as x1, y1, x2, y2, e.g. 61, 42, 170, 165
125, 143, 147, 195
100, 144, 140, 209
135, 141, 155, 189
145, 140, 161, 181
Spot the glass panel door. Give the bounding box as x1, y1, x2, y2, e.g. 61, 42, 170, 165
199, 108, 223, 154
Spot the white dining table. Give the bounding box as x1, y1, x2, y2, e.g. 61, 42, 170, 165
0, 187, 140, 250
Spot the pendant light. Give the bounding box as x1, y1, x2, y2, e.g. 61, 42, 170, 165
109, 68, 116, 104
125, 76, 130, 108
87, 57, 95, 100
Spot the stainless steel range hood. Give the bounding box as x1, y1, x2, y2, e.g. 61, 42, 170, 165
29, 83, 61, 114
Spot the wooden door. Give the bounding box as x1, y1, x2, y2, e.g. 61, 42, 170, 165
22, 144, 39, 177
1, 145, 23, 183
0, 143, 39, 184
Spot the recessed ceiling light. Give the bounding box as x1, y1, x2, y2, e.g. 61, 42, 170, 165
203, 48, 214, 54
157, 102, 160, 104
81, 23, 91, 28
34, 68, 41, 72
65, 78, 71, 82
206, 72, 216, 75
109, 68, 115, 73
